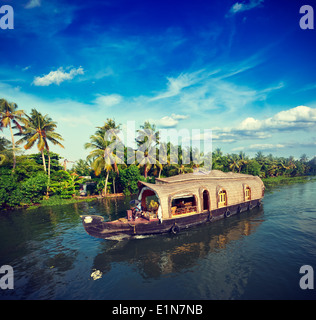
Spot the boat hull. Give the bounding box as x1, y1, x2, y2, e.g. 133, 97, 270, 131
81, 199, 262, 240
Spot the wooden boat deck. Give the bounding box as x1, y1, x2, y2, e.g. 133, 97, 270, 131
112, 216, 159, 225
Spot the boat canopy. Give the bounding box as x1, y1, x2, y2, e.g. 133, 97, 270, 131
137, 170, 264, 219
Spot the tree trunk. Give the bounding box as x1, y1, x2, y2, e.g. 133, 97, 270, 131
104, 170, 109, 196
9, 121, 16, 171
113, 176, 116, 194
47, 149, 51, 178
41, 150, 47, 172
144, 166, 148, 179
47, 149, 51, 197
158, 167, 162, 178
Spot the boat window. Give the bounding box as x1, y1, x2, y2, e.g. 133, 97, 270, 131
245, 186, 251, 201
171, 195, 197, 215
218, 190, 227, 208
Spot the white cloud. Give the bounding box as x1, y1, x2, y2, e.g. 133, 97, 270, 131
22, 66, 31, 72
209, 106, 316, 147
171, 113, 189, 120
232, 144, 285, 152
33, 67, 84, 86
156, 116, 179, 128
229, 0, 264, 15
25, 0, 41, 9
237, 106, 316, 131
150, 113, 189, 128
94, 94, 123, 107
247, 143, 285, 150
238, 117, 262, 131
149, 70, 203, 101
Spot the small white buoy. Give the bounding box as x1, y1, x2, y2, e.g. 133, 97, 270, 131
84, 216, 93, 223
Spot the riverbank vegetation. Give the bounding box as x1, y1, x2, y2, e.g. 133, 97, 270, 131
1, 97, 316, 210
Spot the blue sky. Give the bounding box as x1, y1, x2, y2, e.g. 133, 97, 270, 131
1, 0, 316, 163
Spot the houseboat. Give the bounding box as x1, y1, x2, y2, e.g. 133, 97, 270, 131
80, 170, 265, 240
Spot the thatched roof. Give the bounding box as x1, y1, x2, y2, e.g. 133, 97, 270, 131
155, 170, 255, 184
138, 170, 264, 219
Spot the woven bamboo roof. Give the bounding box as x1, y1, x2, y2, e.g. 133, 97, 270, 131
155, 169, 254, 184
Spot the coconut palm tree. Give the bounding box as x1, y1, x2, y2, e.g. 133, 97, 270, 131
136, 121, 160, 145
85, 132, 122, 196
157, 142, 178, 178
0, 98, 24, 170
300, 154, 308, 163
15, 109, 64, 179
85, 120, 123, 195
136, 144, 162, 178
135, 124, 161, 179
237, 151, 249, 173
212, 148, 224, 171
228, 154, 240, 172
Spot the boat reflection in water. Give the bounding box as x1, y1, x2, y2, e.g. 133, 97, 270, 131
90, 206, 264, 280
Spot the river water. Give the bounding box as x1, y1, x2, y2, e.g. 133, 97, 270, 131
0, 181, 316, 300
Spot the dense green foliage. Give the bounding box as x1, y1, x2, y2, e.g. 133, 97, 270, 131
118, 165, 141, 195
0, 152, 87, 208
0, 167, 48, 208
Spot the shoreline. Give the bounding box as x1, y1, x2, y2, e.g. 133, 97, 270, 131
0, 192, 128, 212
1, 176, 315, 212
74, 192, 125, 200
262, 175, 315, 189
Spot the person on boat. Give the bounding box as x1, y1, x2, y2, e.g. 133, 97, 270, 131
133, 202, 142, 220
135, 202, 141, 212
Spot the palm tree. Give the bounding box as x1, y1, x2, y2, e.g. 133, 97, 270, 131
95, 118, 121, 136
255, 151, 265, 163
16, 109, 64, 179
300, 154, 308, 163
237, 151, 249, 173
228, 154, 240, 172
137, 121, 160, 145
135, 143, 162, 178
0, 98, 24, 170
85, 119, 123, 196
85, 132, 121, 196
212, 148, 224, 170
158, 142, 178, 178
135, 123, 161, 179
190, 146, 205, 172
